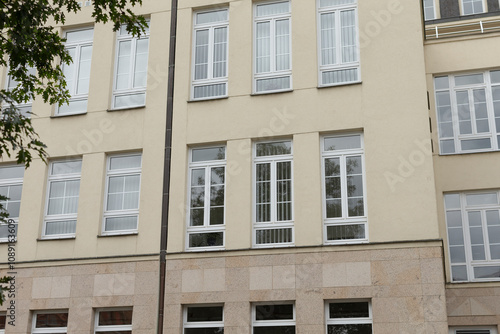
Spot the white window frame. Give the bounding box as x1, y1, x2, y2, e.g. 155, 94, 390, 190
325, 300, 372, 333
31, 310, 68, 334
317, 0, 360, 87
423, 0, 437, 20
191, 9, 229, 100
102, 153, 142, 236
186, 146, 226, 251
252, 302, 295, 333
56, 27, 94, 116
445, 191, 500, 282
434, 70, 500, 155
0, 164, 24, 242
94, 308, 132, 333
112, 21, 150, 109
321, 133, 368, 245
253, 140, 294, 248
449, 327, 499, 334
42, 160, 82, 239
3, 66, 36, 118
461, 0, 486, 15
183, 304, 224, 333
253, 0, 292, 94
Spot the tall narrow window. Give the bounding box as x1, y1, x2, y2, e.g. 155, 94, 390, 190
31, 311, 68, 334
445, 191, 500, 282
252, 303, 295, 334
423, 0, 436, 20
318, 0, 360, 87
112, 22, 150, 109
254, 1, 292, 94
434, 70, 500, 155
461, 0, 485, 15
57, 28, 94, 115
0, 165, 24, 242
254, 141, 293, 247
3, 66, 36, 117
103, 154, 142, 235
322, 134, 367, 243
183, 305, 224, 333
187, 146, 225, 250
94, 309, 132, 333
43, 160, 82, 238
326, 301, 372, 333
192, 9, 229, 100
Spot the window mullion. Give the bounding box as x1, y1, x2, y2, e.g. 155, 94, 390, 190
469, 89, 479, 135
482, 209, 492, 261
271, 160, 277, 223
208, 27, 215, 80
205, 166, 211, 226
336, 10, 342, 66
340, 155, 348, 219
129, 37, 137, 90
73, 45, 82, 96
270, 18, 276, 73
462, 195, 474, 279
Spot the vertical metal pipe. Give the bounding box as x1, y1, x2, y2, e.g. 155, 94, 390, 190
157, 0, 178, 332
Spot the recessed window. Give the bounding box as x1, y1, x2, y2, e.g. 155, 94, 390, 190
461, 0, 485, 15
94, 309, 132, 333
187, 146, 226, 250
3, 66, 36, 117
326, 301, 372, 333
449, 327, 499, 334
191, 9, 229, 100
112, 22, 150, 109
183, 305, 224, 333
317, 0, 360, 87
253, 1, 292, 93
434, 70, 500, 155
322, 134, 367, 244
43, 160, 82, 238
103, 154, 142, 235
423, 0, 436, 20
57, 28, 94, 116
31, 311, 68, 334
253, 141, 293, 247
0, 165, 24, 241
445, 191, 500, 282
252, 303, 295, 334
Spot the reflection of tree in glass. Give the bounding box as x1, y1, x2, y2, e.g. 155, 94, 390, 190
328, 324, 372, 334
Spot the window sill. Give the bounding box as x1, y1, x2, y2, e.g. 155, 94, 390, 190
0, 239, 16, 244
37, 236, 76, 241
98, 232, 138, 237
188, 96, 229, 103
318, 80, 362, 89
251, 89, 293, 96
107, 105, 146, 112
50, 112, 87, 118
185, 247, 225, 252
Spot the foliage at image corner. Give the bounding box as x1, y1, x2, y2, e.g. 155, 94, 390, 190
0, 0, 148, 305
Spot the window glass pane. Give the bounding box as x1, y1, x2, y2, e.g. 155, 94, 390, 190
185, 328, 224, 334
196, 10, 228, 24
461, 138, 491, 151
466, 193, 498, 206
65, 28, 93, 43
110, 155, 141, 170
189, 232, 224, 248
98, 310, 133, 326
195, 29, 209, 80
76, 45, 92, 95
324, 135, 361, 151
45, 220, 76, 235
451, 265, 468, 281
256, 22, 271, 74
275, 19, 290, 71
0, 165, 24, 179
114, 92, 146, 108
455, 73, 484, 86
187, 306, 223, 322
327, 324, 372, 334
434, 76, 449, 90
256, 142, 291, 156
450, 245, 466, 263
474, 266, 500, 279
256, 1, 289, 17
320, 0, 356, 8
35, 312, 68, 328
255, 227, 292, 244
192, 147, 225, 162
105, 216, 138, 231
213, 27, 228, 78
329, 302, 369, 318
446, 210, 463, 227
255, 304, 293, 320
256, 76, 290, 92
326, 224, 365, 240
491, 70, 500, 84
340, 9, 357, 63
321, 13, 336, 66
440, 139, 455, 154
51, 160, 82, 175
254, 327, 295, 334
0, 314, 5, 329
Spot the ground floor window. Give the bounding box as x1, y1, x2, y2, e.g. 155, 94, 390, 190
32, 311, 68, 334
325, 301, 372, 334
94, 308, 132, 333
183, 305, 224, 333
252, 303, 295, 334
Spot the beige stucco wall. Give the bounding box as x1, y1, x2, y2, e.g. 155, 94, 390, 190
167, 0, 439, 252
164, 243, 448, 333
0, 0, 171, 262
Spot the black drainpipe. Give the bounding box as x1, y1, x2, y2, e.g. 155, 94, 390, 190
157, 0, 178, 332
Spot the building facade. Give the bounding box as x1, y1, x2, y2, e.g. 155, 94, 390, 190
0, 0, 499, 333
